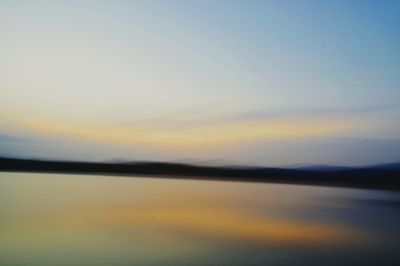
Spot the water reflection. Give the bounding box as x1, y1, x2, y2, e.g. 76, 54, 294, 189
1, 172, 399, 266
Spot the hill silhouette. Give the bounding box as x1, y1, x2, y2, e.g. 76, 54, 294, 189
0, 157, 399, 191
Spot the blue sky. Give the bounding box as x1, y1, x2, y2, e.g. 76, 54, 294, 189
1, 0, 399, 166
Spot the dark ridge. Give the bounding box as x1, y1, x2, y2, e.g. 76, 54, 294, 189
0, 157, 399, 191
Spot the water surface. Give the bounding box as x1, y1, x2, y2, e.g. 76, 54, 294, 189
1, 172, 399, 266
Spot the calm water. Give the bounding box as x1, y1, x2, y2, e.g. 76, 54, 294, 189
1, 172, 399, 266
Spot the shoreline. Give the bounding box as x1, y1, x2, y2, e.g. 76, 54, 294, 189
1, 157, 399, 191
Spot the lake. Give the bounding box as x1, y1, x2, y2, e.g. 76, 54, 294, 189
1, 172, 399, 266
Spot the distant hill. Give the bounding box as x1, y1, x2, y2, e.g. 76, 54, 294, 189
0, 157, 399, 191
291, 165, 355, 171
369, 162, 400, 170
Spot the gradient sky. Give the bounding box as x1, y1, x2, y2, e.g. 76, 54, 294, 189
1, 0, 400, 166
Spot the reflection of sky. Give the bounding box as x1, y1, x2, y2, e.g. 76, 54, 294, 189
0, 173, 400, 265
1, 173, 400, 266
0, 1, 400, 165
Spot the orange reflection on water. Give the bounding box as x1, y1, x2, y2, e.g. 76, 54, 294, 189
1, 173, 360, 253
41, 197, 356, 245
114, 207, 352, 244
1, 173, 365, 266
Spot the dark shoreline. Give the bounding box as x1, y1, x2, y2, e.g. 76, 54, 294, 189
1, 157, 399, 191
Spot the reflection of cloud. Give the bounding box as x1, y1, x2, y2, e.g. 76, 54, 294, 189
35, 202, 356, 245
1, 173, 361, 264
131, 207, 353, 244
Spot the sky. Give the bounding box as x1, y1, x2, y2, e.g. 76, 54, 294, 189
1, 0, 400, 166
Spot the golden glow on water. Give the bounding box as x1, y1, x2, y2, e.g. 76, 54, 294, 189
1, 172, 396, 266
22, 199, 353, 246
72, 207, 350, 244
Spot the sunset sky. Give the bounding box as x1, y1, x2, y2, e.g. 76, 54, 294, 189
1, 0, 399, 166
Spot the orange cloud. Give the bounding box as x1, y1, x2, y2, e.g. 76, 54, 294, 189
22, 116, 357, 150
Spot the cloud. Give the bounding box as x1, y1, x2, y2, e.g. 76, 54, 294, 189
20, 115, 357, 150
231, 102, 400, 121
1, 102, 397, 164
111, 101, 400, 131
0, 133, 26, 143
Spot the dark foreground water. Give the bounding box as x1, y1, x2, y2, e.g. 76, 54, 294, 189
1, 172, 399, 266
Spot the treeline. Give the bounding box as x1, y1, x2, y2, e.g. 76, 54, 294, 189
0, 157, 399, 191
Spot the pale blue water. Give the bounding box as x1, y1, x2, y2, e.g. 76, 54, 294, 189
1, 172, 399, 266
